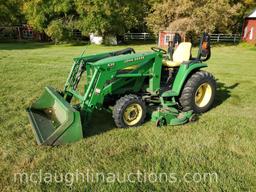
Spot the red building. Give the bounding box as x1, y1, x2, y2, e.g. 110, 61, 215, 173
242, 10, 256, 43
158, 31, 186, 48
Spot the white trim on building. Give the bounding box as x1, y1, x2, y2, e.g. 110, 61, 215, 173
249, 27, 254, 40
248, 10, 256, 18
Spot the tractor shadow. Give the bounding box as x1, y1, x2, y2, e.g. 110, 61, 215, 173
212, 80, 239, 108
82, 110, 116, 138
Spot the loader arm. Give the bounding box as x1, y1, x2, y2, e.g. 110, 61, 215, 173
65, 52, 163, 110
65, 48, 136, 91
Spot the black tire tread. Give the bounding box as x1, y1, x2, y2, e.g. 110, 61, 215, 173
179, 70, 216, 113
113, 94, 146, 128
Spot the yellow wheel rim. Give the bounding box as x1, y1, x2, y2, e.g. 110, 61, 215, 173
195, 83, 212, 108
123, 103, 143, 126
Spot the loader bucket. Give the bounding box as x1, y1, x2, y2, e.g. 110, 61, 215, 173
27, 86, 83, 146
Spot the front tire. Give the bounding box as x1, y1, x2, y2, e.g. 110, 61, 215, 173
179, 70, 216, 113
113, 94, 146, 128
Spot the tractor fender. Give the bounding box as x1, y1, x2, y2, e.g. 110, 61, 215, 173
170, 62, 207, 96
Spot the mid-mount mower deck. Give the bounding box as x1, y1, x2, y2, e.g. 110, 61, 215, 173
27, 33, 216, 145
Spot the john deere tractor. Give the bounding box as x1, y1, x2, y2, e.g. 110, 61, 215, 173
27, 33, 216, 145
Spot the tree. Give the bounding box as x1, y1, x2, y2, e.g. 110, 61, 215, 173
75, 0, 149, 36
18, 0, 256, 42
22, 0, 77, 42
0, 0, 24, 26
146, 0, 244, 34
22, 0, 150, 42
229, 0, 256, 32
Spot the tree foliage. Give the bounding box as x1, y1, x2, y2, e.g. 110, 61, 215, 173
146, 0, 245, 34
1, 0, 255, 41
75, 0, 150, 36
22, 0, 149, 41
22, 0, 76, 42
0, 0, 24, 26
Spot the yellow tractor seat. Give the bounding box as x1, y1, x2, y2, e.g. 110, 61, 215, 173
163, 42, 192, 67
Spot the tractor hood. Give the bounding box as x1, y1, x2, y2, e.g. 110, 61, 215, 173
93, 52, 156, 66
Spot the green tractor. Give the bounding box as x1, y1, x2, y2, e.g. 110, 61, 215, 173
27, 33, 216, 145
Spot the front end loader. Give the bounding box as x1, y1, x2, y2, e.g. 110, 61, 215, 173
27, 33, 216, 146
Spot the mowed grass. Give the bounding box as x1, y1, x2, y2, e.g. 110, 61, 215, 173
0, 42, 256, 191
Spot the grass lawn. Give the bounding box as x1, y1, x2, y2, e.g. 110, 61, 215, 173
0, 42, 256, 191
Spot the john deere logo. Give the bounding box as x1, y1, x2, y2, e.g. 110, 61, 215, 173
125, 56, 144, 63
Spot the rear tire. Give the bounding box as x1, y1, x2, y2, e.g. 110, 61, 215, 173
179, 70, 216, 113
113, 94, 146, 128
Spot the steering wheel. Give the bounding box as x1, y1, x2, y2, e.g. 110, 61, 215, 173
151, 47, 167, 54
